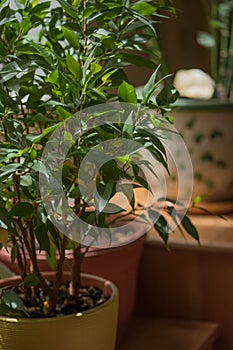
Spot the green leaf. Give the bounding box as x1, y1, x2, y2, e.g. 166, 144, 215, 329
66, 55, 82, 80
192, 195, 208, 206
131, 2, 156, 16
104, 203, 126, 214
91, 63, 102, 74
35, 222, 50, 254
82, 47, 96, 81
149, 210, 169, 244
57, 0, 78, 18
30, 1, 50, 14
134, 174, 150, 190
83, 6, 96, 18
23, 274, 39, 287
142, 66, 160, 103
10, 203, 34, 217
27, 41, 53, 65
97, 180, 115, 202
120, 52, 157, 69
47, 219, 60, 250
101, 160, 120, 181
45, 69, 59, 84
0, 163, 21, 180
0, 62, 21, 83
56, 106, 72, 120
3, 290, 26, 314
46, 244, 57, 270
0, 42, 7, 57
101, 67, 119, 82
11, 245, 17, 263
178, 215, 200, 243
0, 86, 7, 105
0, 208, 16, 233
20, 175, 33, 187
94, 181, 114, 213
127, 8, 156, 35
135, 127, 167, 157
156, 84, 179, 107
101, 35, 117, 50
31, 122, 62, 145
62, 26, 80, 49
118, 81, 137, 104
122, 111, 134, 138
120, 183, 135, 207
3, 118, 23, 143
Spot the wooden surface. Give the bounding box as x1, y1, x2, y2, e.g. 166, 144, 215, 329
148, 212, 233, 252
118, 316, 219, 350
136, 237, 233, 350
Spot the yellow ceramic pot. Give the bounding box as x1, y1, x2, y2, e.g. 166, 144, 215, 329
0, 272, 118, 350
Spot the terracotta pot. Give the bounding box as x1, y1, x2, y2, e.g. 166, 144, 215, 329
0, 272, 118, 350
82, 234, 146, 346
0, 249, 21, 274
166, 100, 233, 203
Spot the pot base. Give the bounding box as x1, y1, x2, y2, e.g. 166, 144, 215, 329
0, 273, 118, 350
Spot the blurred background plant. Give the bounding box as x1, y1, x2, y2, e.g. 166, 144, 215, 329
197, 0, 233, 100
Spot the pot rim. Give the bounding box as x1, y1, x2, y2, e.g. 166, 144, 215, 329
0, 272, 118, 324
1, 229, 146, 266
172, 98, 233, 110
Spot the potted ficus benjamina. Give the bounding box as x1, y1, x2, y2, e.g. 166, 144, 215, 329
168, 0, 233, 208
0, 1, 199, 349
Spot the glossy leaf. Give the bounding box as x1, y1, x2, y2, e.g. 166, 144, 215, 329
122, 111, 134, 139
62, 26, 80, 49
66, 55, 82, 80
20, 175, 33, 187
118, 81, 137, 104
0, 163, 21, 180
34, 222, 50, 254
31, 123, 63, 145
23, 274, 39, 287
149, 210, 169, 244
178, 214, 200, 244
46, 244, 57, 270
3, 290, 27, 314
0, 208, 16, 233
142, 66, 160, 103
47, 220, 61, 250
131, 2, 156, 16
57, 0, 78, 18
156, 84, 179, 107
10, 203, 34, 217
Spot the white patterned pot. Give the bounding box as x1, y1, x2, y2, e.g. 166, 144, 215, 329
166, 99, 233, 203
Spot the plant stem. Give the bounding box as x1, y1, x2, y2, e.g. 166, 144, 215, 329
70, 244, 83, 299
211, 0, 219, 88
49, 236, 68, 314
218, 0, 230, 99
12, 171, 53, 312
12, 236, 26, 278
83, 0, 87, 56
27, 224, 52, 296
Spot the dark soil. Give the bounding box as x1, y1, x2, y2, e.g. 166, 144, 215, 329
15, 281, 109, 318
